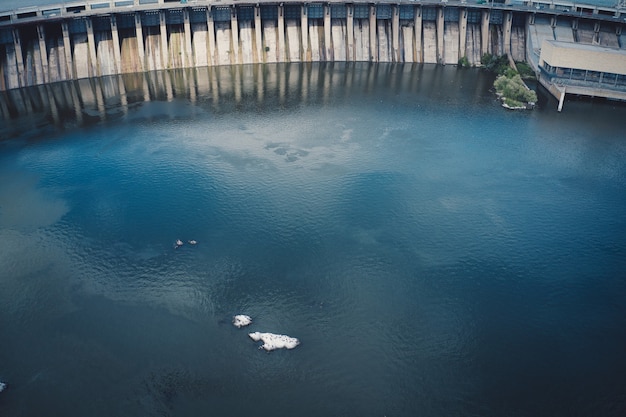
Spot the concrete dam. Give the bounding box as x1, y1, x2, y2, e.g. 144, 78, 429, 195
0, 0, 624, 93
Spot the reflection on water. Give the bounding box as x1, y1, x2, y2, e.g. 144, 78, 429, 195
0, 63, 497, 139
1, 62, 626, 417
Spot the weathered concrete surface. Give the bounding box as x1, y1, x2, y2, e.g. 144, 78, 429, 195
422, 22, 437, 64
554, 23, 574, 42
511, 27, 526, 61
378, 21, 391, 62
263, 21, 278, 63
240, 21, 255, 64
444, 23, 460, 64
0, 3, 570, 91
309, 21, 321, 62
401, 24, 414, 62
286, 20, 301, 62
332, 19, 347, 61
354, 20, 370, 62
193, 23, 209, 67
466, 24, 482, 65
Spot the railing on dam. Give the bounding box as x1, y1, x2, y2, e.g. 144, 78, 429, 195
0, 0, 624, 26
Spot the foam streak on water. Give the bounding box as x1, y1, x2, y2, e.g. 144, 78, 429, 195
1, 64, 625, 417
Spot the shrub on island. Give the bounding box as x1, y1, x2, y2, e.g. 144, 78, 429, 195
494, 74, 538, 109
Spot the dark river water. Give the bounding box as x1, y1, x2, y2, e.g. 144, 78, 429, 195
1, 63, 625, 416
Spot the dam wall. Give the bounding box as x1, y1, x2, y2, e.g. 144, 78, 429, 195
0, 0, 624, 92
0, 2, 532, 91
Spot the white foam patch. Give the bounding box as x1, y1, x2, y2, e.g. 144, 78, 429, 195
248, 332, 300, 351
232, 314, 252, 328
0, 382, 6, 393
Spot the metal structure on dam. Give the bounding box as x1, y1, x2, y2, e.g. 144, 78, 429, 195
0, 0, 624, 92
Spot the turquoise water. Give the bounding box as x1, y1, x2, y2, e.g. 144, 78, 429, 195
1, 64, 626, 416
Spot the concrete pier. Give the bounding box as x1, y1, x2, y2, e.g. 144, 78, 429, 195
392, 6, 399, 62
324, 5, 332, 61
135, 14, 146, 72
369, 5, 377, 62
301, 6, 309, 62
481, 10, 490, 57
414, 7, 423, 63
437, 8, 444, 64
347, 5, 354, 62
184, 9, 194, 68
159, 11, 168, 69
36, 25, 48, 84
459, 9, 468, 62
278, 5, 285, 63
86, 19, 98, 78
208, 8, 217, 66
111, 16, 122, 74
61, 23, 73, 79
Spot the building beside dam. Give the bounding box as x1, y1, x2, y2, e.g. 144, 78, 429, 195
0, 0, 625, 108
538, 39, 626, 109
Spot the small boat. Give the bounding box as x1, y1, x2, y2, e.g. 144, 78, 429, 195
174, 239, 184, 248
188, 240, 197, 245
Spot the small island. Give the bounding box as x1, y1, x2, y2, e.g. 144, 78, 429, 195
462, 54, 538, 110
486, 54, 537, 110
494, 73, 538, 110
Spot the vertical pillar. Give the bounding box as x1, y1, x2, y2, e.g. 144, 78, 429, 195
254, 6, 263, 63
230, 5, 239, 64
301, 5, 309, 61
135, 13, 146, 72
346, 5, 354, 62
159, 11, 168, 69
503, 11, 512, 57
86, 18, 99, 78
481, 10, 490, 57
61, 23, 74, 79
436, 7, 444, 64
208, 8, 217, 66
324, 4, 332, 61
414, 6, 422, 63
111, 15, 122, 74
230, 7, 240, 65
184, 9, 194, 68
557, 86, 565, 112
37, 25, 49, 83
278, 4, 285, 62
13, 29, 25, 87
392, 5, 400, 62
369, 5, 377, 62
459, 8, 467, 61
